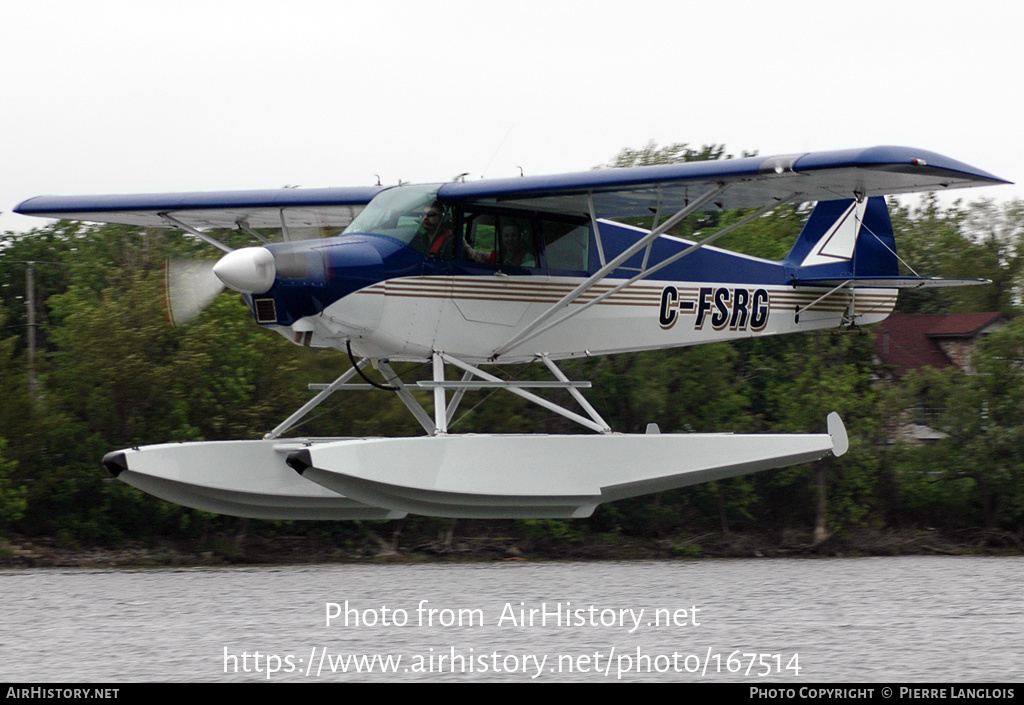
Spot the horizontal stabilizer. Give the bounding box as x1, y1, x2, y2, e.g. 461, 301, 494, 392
793, 276, 990, 289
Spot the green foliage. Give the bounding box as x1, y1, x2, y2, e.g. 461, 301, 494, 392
890, 196, 1024, 315
604, 142, 755, 245
713, 203, 810, 261
734, 331, 887, 535
0, 302, 34, 456
603, 141, 805, 260
575, 343, 749, 434
46, 276, 191, 447
0, 440, 27, 525
173, 295, 307, 440
890, 319, 1024, 530
520, 519, 585, 542
606, 141, 739, 168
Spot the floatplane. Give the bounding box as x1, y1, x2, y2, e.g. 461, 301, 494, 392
16, 146, 1008, 520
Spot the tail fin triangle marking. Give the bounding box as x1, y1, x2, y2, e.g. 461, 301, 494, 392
800, 199, 866, 267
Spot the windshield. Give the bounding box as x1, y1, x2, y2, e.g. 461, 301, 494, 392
342, 184, 443, 245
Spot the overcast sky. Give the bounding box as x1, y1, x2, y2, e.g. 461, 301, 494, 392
3, 0, 1021, 233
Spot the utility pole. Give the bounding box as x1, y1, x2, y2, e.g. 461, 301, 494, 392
26, 263, 38, 399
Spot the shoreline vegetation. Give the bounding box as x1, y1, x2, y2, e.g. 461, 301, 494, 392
2, 525, 1021, 569
3, 145, 1024, 563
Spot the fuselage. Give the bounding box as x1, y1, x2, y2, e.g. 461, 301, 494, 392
236, 185, 895, 364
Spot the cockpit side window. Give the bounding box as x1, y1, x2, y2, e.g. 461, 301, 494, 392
464, 213, 497, 263
342, 185, 444, 248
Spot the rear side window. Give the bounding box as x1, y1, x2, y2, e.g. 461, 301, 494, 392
542, 220, 589, 271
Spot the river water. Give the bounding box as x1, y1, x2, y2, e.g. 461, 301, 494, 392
1, 556, 1020, 682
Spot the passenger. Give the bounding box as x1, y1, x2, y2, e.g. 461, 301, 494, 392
464, 223, 536, 266
463, 231, 492, 263
497, 224, 535, 266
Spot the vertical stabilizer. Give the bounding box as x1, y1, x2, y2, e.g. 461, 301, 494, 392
784, 197, 898, 279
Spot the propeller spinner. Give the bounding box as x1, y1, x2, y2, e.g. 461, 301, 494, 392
164, 247, 277, 327
212, 247, 276, 294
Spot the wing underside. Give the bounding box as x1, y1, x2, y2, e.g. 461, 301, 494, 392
438, 146, 1009, 218
15, 186, 385, 230
15, 146, 1008, 229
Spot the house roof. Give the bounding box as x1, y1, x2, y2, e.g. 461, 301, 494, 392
873, 312, 1007, 376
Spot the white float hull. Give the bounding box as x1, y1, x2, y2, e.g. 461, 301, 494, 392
288, 422, 845, 518
102, 439, 406, 520
105, 417, 845, 520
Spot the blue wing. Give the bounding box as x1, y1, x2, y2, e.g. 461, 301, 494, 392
438, 146, 1008, 217
14, 186, 384, 230
15, 146, 1008, 229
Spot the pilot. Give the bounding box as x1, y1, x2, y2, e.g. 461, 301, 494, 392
418, 202, 455, 259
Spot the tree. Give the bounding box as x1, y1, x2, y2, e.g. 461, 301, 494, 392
0, 304, 28, 527
896, 318, 1024, 532
890, 196, 1023, 315
606, 141, 735, 168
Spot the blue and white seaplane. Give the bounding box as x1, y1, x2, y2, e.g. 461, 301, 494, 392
16, 146, 1008, 520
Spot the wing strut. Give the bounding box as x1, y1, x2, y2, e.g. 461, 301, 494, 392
588, 195, 607, 267
237, 220, 271, 244
490, 184, 727, 359
510, 194, 798, 351
159, 214, 234, 253
279, 209, 291, 241
493, 190, 797, 357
